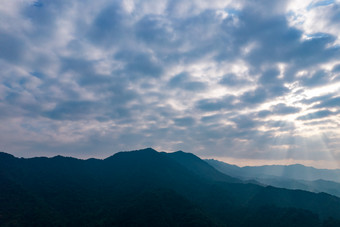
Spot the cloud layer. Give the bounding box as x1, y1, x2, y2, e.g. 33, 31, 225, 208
1, 0, 340, 167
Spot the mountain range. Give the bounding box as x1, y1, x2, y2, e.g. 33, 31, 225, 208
1, 148, 340, 226
206, 159, 340, 198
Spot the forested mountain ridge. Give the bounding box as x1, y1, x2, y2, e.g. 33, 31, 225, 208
1, 148, 340, 226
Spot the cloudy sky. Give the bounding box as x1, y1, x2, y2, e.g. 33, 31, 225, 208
1, 0, 340, 168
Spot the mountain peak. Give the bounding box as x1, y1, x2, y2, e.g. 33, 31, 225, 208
171, 150, 199, 158
105, 147, 159, 160
119, 147, 158, 154
135, 147, 157, 153
117, 147, 159, 156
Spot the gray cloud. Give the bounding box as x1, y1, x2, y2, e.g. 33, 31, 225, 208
240, 88, 267, 104
264, 120, 295, 131
196, 96, 236, 112
259, 67, 281, 85
173, 117, 196, 127
297, 110, 337, 121
168, 72, 207, 91
219, 73, 251, 87
231, 115, 257, 129
272, 103, 301, 115
0, 32, 25, 64
0, 0, 340, 166
115, 51, 164, 78
313, 96, 340, 109
257, 110, 272, 118
300, 70, 331, 87
87, 3, 129, 48
300, 93, 336, 105
42, 100, 97, 121
333, 64, 340, 72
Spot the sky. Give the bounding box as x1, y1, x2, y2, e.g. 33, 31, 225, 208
1, 0, 340, 168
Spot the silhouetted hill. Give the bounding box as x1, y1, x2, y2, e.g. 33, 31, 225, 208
2, 149, 340, 226
165, 150, 241, 183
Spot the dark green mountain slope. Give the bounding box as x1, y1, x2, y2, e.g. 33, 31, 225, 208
1, 149, 340, 226
165, 150, 241, 183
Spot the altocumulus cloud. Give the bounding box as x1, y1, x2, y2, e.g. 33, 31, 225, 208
0, 0, 340, 168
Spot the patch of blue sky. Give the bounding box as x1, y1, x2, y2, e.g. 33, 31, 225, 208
305, 33, 332, 39
307, 0, 334, 10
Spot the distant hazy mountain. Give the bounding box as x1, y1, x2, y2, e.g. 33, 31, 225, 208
206, 159, 340, 182
2, 149, 340, 226
206, 159, 340, 198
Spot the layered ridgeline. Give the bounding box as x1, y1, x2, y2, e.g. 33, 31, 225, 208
1, 149, 340, 226
206, 159, 340, 198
